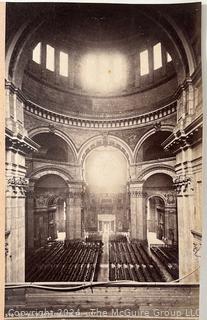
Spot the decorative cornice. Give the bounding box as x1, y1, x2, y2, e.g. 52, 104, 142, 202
6, 128, 39, 154
129, 190, 148, 198
6, 80, 177, 129
163, 114, 202, 153
24, 99, 177, 130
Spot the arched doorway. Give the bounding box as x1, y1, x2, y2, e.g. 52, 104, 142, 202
83, 146, 129, 239
47, 196, 67, 241
26, 174, 69, 250
143, 173, 177, 246
147, 196, 166, 245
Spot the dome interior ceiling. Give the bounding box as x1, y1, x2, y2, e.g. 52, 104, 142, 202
42, 4, 149, 44
7, 2, 200, 117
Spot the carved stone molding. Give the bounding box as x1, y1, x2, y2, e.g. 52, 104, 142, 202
81, 138, 131, 164
16, 74, 177, 130
68, 191, 84, 199
6, 124, 39, 156
102, 131, 109, 147
163, 192, 177, 205
153, 121, 162, 131
173, 175, 194, 194
48, 124, 56, 134
5, 231, 10, 257
34, 190, 69, 208
7, 176, 29, 195
129, 190, 148, 198
163, 114, 202, 154
191, 230, 202, 258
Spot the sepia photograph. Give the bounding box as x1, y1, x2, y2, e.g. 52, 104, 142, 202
4, 1, 204, 319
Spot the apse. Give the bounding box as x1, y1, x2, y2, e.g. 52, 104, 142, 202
84, 146, 127, 193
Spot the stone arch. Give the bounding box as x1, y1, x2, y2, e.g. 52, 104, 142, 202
146, 193, 167, 206
134, 125, 174, 163
78, 134, 134, 166
28, 126, 78, 162
143, 173, 178, 245
47, 195, 65, 206
137, 164, 175, 182
28, 165, 74, 184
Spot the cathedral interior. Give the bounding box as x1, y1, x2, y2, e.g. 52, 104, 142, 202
5, 2, 203, 319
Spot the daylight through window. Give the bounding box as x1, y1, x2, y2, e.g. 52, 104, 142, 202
60, 51, 68, 77
140, 49, 149, 76
153, 42, 162, 70
46, 45, 55, 71
32, 42, 41, 64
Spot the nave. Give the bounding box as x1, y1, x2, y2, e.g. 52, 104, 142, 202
25, 235, 178, 283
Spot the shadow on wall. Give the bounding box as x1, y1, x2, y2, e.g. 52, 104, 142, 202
31, 132, 75, 162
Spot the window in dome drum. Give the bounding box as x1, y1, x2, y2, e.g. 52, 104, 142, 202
32, 42, 41, 64
46, 44, 55, 71
167, 52, 172, 62
140, 49, 149, 76
60, 51, 68, 77
153, 42, 162, 70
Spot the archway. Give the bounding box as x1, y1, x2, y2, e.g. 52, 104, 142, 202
47, 196, 67, 241
146, 196, 166, 245
83, 145, 129, 239
135, 130, 173, 162
26, 174, 69, 250
143, 173, 178, 246
31, 132, 76, 163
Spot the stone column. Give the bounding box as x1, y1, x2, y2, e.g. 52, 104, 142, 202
25, 180, 36, 251
164, 206, 178, 244
174, 175, 198, 282
65, 184, 83, 240
5, 82, 39, 282
129, 182, 147, 241
6, 175, 28, 282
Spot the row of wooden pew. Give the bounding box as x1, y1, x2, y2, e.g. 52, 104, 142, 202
109, 240, 165, 282
26, 240, 102, 282
150, 245, 179, 279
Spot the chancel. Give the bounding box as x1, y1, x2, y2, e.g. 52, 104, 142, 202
5, 2, 202, 319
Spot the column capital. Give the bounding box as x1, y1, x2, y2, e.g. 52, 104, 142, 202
128, 182, 147, 198
7, 176, 29, 197
68, 182, 84, 198
173, 174, 194, 195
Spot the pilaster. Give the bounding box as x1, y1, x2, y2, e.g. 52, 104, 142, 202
66, 183, 83, 240
128, 182, 147, 241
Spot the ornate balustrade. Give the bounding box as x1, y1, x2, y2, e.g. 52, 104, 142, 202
5, 80, 177, 129
25, 99, 177, 129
